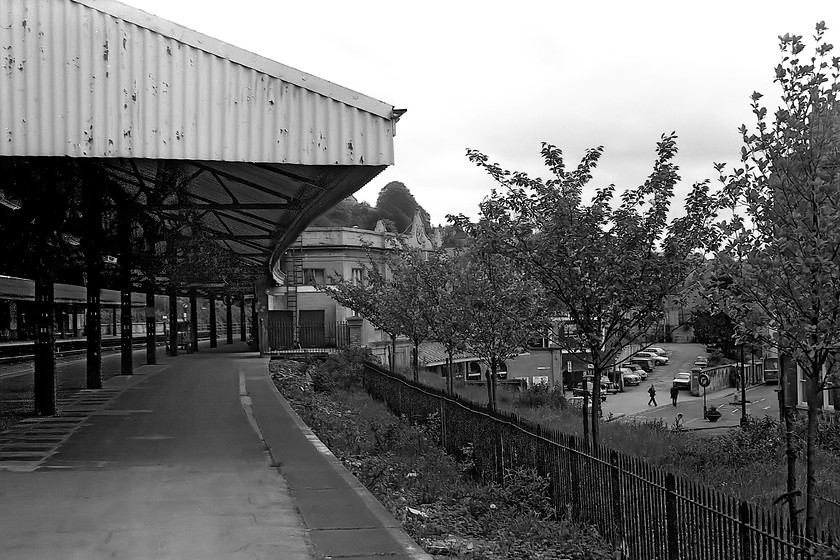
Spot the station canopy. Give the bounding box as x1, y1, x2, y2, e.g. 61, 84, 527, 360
0, 0, 401, 271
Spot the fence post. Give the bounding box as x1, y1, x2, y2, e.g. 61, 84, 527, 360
610, 450, 623, 549
739, 501, 751, 560
665, 473, 679, 560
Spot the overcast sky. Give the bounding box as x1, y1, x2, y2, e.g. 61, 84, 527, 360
121, 0, 835, 226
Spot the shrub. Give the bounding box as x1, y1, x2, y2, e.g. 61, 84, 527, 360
513, 383, 567, 409
308, 346, 377, 393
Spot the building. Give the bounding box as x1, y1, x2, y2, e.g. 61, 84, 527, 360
260, 211, 439, 353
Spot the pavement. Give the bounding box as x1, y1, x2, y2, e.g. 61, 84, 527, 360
594, 342, 782, 435
0, 342, 431, 560
616, 378, 781, 435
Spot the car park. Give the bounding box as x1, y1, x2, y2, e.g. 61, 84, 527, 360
636, 351, 669, 365
672, 372, 692, 390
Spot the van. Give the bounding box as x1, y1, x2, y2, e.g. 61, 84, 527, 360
630, 357, 654, 372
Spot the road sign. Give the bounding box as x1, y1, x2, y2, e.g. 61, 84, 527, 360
699, 373, 711, 388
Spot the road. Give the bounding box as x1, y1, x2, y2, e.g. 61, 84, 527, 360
600, 343, 781, 433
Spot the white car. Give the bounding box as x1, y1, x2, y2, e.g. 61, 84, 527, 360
636, 351, 669, 365
672, 372, 692, 390
647, 347, 667, 357
621, 362, 648, 380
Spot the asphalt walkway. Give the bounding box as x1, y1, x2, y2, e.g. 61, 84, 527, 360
0, 342, 430, 560
624, 381, 781, 434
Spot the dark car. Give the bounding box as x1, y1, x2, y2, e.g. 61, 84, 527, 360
572, 381, 608, 401
629, 357, 654, 372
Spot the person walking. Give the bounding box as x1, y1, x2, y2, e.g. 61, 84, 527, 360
647, 384, 657, 406
670, 383, 679, 407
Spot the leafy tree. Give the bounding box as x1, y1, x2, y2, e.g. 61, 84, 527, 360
458, 134, 718, 445
421, 248, 470, 395
376, 181, 430, 233
710, 22, 840, 537
397, 244, 470, 394
691, 310, 736, 355
310, 198, 380, 229
326, 248, 405, 371
455, 221, 548, 411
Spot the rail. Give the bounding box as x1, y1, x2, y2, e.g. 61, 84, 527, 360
0, 330, 217, 364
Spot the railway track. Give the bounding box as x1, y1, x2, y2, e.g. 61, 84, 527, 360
0, 332, 212, 364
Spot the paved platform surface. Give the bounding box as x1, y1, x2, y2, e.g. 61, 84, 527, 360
0, 342, 430, 560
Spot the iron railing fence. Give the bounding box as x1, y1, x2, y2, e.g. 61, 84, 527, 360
267, 321, 350, 351
361, 362, 836, 560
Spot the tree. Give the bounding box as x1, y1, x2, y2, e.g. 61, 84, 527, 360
411, 247, 470, 395
710, 22, 840, 537
458, 134, 718, 445
455, 220, 549, 411
691, 310, 736, 355
326, 247, 404, 371
376, 181, 430, 233
380, 241, 433, 381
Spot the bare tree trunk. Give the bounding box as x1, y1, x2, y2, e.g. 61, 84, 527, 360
390, 334, 397, 372
487, 357, 498, 412
591, 368, 601, 447
412, 342, 419, 381
778, 354, 799, 531
805, 369, 820, 538
447, 350, 454, 395
581, 391, 589, 444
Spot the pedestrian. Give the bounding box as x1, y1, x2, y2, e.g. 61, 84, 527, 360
647, 384, 657, 406
670, 383, 679, 407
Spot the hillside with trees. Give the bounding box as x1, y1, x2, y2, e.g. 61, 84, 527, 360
310, 181, 431, 233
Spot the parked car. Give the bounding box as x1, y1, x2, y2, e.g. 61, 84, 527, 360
647, 347, 667, 357
706, 344, 720, 353
695, 355, 708, 366
583, 375, 619, 394
572, 381, 608, 401
672, 372, 692, 390
629, 357, 654, 373
621, 362, 648, 380
616, 368, 641, 386
637, 351, 669, 365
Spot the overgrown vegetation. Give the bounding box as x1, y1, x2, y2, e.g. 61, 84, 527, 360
270, 356, 615, 559
416, 367, 840, 536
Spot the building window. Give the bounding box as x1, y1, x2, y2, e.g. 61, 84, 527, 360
351, 268, 364, 286
303, 268, 325, 285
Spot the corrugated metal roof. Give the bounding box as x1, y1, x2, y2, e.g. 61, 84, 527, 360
0, 0, 401, 270
0, 0, 396, 165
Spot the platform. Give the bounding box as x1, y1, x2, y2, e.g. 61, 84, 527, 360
0, 342, 429, 560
